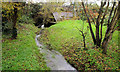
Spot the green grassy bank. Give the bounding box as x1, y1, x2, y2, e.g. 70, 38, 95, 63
2, 23, 49, 70
39, 20, 119, 70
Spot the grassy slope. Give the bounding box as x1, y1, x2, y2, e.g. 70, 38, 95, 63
2, 23, 49, 70
40, 20, 119, 70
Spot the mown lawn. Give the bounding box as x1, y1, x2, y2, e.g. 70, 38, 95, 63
2, 23, 49, 70
39, 20, 119, 70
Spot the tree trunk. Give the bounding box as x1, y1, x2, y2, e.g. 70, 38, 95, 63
102, 1, 120, 54
96, 2, 106, 47
102, 32, 113, 54
102, 41, 108, 54
12, 5, 18, 39
83, 35, 87, 50
12, 27, 17, 39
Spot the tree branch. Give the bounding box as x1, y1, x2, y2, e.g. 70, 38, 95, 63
112, 25, 119, 33
76, 27, 87, 50
108, 2, 116, 27
82, 2, 96, 44
86, 5, 96, 25
109, 6, 118, 30
76, 27, 83, 36
96, 1, 106, 26
100, 1, 109, 43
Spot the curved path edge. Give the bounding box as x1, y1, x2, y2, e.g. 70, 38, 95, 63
35, 29, 77, 71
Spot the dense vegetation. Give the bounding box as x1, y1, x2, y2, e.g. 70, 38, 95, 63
2, 23, 49, 70
39, 20, 119, 70
1, 1, 120, 71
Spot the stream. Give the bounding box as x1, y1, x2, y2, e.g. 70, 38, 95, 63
35, 29, 77, 71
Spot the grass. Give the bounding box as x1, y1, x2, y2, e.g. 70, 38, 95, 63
39, 20, 119, 70
2, 23, 49, 70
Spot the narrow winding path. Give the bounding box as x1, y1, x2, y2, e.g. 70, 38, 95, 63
35, 29, 77, 71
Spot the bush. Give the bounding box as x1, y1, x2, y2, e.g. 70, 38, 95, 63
2, 21, 13, 34
19, 15, 35, 24
3, 21, 13, 29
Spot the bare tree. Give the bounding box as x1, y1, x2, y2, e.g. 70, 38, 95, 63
76, 26, 88, 50
82, 1, 120, 54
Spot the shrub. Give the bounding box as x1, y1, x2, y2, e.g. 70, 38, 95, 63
19, 15, 35, 24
